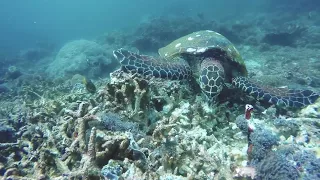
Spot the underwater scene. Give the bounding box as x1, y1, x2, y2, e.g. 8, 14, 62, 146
1, 0, 320, 179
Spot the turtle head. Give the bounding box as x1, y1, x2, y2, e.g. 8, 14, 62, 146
158, 30, 246, 102
199, 58, 225, 101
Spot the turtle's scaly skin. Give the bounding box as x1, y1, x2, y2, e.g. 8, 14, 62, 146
232, 77, 320, 108
113, 48, 225, 100
157, 30, 248, 100
199, 58, 225, 99
113, 49, 192, 80
113, 30, 320, 108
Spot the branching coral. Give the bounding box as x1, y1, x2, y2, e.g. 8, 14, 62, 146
97, 70, 148, 121
1, 47, 319, 180
150, 114, 235, 179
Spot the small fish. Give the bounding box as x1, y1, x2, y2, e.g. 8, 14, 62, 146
82, 76, 96, 94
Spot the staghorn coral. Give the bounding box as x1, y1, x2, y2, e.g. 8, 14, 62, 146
95, 131, 130, 166
94, 72, 242, 179
96, 68, 196, 127
97, 70, 148, 121
1, 87, 103, 179
1, 47, 320, 180
150, 111, 235, 179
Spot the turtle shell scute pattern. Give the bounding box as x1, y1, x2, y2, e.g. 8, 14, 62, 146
158, 30, 247, 76
113, 49, 192, 80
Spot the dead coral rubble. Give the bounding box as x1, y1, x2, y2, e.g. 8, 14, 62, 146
3, 66, 318, 179
0, 68, 241, 180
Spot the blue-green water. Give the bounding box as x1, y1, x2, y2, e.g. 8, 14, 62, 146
0, 0, 284, 52
1, 0, 319, 54
0, 1, 320, 179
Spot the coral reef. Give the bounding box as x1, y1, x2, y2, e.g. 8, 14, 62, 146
101, 159, 122, 179
255, 149, 300, 180
0, 62, 319, 180
0, 66, 245, 179
1, 8, 320, 180
1, 56, 319, 179
46, 40, 116, 80
4, 66, 22, 80
96, 16, 220, 53
19, 47, 52, 62
100, 112, 139, 134
0, 84, 10, 93
262, 25, 306, 46
131, 17, 216, 53
249, 127, 280, 162
299, 98, 320, 118
0, 125, 15, 143
234, 103, 320, 179
130, 17, 216, 53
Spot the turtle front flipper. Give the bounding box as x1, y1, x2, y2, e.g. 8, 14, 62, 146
232, 77, 320, 108
199, 58, 225, 101
113, 49, 192, 80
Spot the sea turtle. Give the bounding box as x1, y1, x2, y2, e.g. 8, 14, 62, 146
113, 30, 319, 108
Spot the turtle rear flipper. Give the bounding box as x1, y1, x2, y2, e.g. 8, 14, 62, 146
113, 49, 192, 80
232, 77, 320, 108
